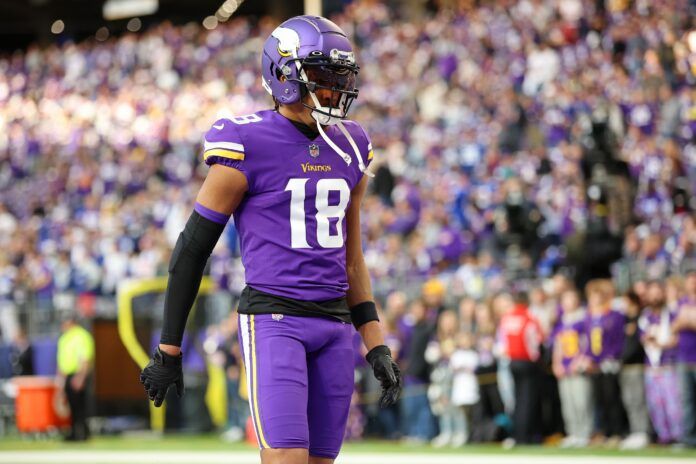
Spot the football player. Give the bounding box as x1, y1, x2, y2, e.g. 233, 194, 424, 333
139, 15, 401, 464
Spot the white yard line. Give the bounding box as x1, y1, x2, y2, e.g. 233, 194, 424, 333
0, 451, 690, 464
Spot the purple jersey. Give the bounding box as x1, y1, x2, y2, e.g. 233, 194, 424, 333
676, 298, 696, 364
204, 110, 372, 301
555, 310, 587, 373
585, 309, 625, 363
639, 308, 679, 366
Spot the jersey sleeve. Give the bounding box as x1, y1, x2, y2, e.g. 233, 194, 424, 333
202, 118, 249, 180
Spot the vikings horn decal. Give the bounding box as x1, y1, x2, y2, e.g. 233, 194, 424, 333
272, 27, 300, 58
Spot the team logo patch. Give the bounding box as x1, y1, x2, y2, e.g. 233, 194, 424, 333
309, 143, 320, 158
272, 314, 284, 321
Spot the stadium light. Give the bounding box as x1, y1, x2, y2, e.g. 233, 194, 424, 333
51, 20, 65, 34
216, 0, 244, 22
203, 15, 219, 30
221, 0, 238, 13
103, 0, 158, 21
127, 17, 142, 32
95, 26, 109, 41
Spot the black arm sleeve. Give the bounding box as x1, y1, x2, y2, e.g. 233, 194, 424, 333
159, 211, 226, 346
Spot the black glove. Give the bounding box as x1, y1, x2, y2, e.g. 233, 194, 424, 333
140, 347, 184, 407
365, 345, 401, 408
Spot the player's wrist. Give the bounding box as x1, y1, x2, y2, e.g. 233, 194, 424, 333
350, 301, 379, 330
158, 344, 182, 358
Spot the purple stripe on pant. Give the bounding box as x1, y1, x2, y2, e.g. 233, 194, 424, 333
238, 313, 355, 458
645, 366, 683, 443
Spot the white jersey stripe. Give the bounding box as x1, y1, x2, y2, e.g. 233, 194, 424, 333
204, 140, 245, 153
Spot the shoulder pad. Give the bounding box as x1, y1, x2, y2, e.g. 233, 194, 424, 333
203, 119, 245, 163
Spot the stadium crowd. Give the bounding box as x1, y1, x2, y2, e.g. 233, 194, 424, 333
1, 0, 696, 449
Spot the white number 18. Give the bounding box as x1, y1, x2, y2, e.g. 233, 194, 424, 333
285, 178, 350, 249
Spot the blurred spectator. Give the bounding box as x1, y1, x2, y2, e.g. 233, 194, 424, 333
529, 287, 555, 337
553, 289, 593, 448
427, 310, 462, 447
470, 309, 506, 443
385, 291, 413, 368
498, 293, 544, 444
218, 313, 247, 442
56, 314, 94, 441
532, 286, 564, 440
672, 270, 696, 447
585, 279, 627, 444
9, 328, 33, 376
640, 280, 682, 444
619, 291, 650, 450
422, 279, 446, 316
401, 299, 435, 443
492, 292, 515, 416
449, 331, 479, 445
457, 297, 477, 334
345, 388, 366, 441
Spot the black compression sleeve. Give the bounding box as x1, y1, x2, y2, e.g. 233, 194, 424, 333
159, 211, 226, 346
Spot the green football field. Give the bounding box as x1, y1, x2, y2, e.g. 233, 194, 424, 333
0, 435, 694, 463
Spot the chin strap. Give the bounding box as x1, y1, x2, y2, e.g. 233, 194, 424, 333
316, 121, 352, 165
310, 96, 374, 177
337, 120, 370, 177
296, 58, 372, 177
315, 119, 374, 178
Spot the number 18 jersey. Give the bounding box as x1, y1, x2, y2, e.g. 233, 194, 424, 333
203, 110, 373, 301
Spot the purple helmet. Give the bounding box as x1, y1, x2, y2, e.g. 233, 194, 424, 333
261, 16, 359, 124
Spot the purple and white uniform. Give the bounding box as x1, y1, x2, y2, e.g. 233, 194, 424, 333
200, 14, 375, 458
555, 310, 587, 374
205, 109, 371, 302
203, 109, 372, 457
585, 309, 625, 365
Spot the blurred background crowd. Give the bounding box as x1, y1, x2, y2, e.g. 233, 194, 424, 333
2, 0, 696, 450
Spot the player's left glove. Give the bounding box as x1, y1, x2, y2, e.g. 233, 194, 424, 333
366, 345, 401, 408
140, 347, 184, 407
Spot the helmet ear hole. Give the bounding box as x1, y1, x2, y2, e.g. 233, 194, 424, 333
270, 63, 283, 81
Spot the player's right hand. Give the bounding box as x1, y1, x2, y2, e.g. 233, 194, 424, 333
140, 347, 184, 407
365, 345, 401, 408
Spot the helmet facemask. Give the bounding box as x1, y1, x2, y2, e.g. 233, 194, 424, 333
288, 54, 359, 126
